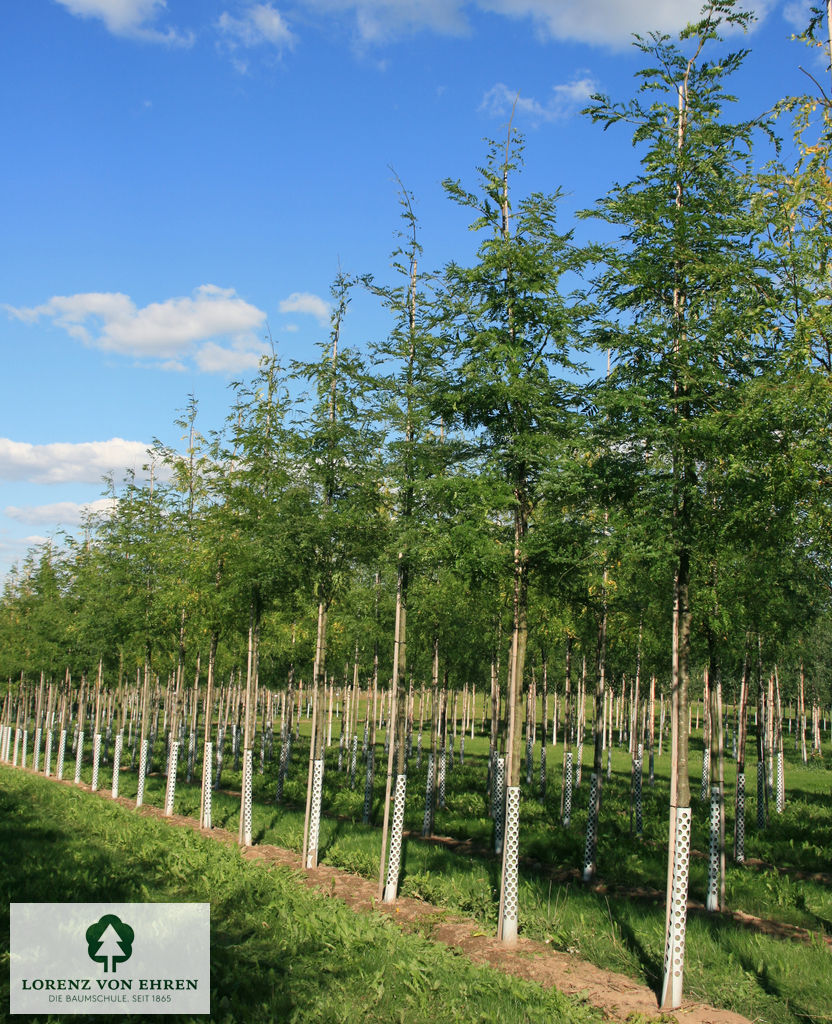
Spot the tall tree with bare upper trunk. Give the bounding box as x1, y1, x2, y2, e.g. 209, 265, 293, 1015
436, 121, 590, 944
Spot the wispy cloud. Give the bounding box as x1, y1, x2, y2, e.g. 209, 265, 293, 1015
782, 0, 812, 32
54, 0, 193, 45
0, 438, 152, 485
478, 0, 769, 47
195, 340, 268, 373
297, 0, 468, 44
217, 3, 296, 70
294, 0, 770, 48
481, 76, 599, 124
5, 498, 118, 526
5, 284, 268, 374
278, 291, 331, 326
218, 3, 295, 47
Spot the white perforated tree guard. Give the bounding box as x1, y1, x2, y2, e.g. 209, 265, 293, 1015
12, 728, 20, 766
91, 733, 102, 792
582, 772, 599, 882
362, 751, 374, 824
525, 735, 533, 785
33, 728, 42, 772
700, 747, 710, 802
634, 747, 643, 836
241, 747, 253, 846
660, 806, 692, 1010
706, 785, 720, 911
439, 749, 447, 809
165, 740, 179, 816
44, 729, 53, 776
423, 752, 435, 836
276, 734, 290, 803
56, 730, 67, 780
350, 734, 358, 789
383, 773, 407, 903
735, 771, 746, 863
563, 751, 573, 827
111, 733, 123, 798
500, 786, 521, 944
215, 728, 225, 788
21, 730, 28, 769
74, 729, 84, 784
136, 738, 149, 806
201, 741, 213, 829
493, 756, 506, 854
307, 757, 324, 867
756, 760, 766, 830
776, 750, 784, 814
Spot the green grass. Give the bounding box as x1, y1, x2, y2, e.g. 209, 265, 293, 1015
19, 723, 832, 1024
0, 767, 605, 1024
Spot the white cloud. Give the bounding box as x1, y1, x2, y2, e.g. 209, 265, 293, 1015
54, 0, 193, 45
295, 0, 770, 47
278, 291, 331, 326
5, 498, 118, 526
481, 76, 599, 124
782, 0, 811, 31
5, 284, 267, 373
218, 3, 296, 50
479, 0, 772, 47
0, 438, 152, 485
297, 0, 469, 43
194, 338, 269, 373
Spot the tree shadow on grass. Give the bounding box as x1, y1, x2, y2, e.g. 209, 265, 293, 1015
605, 897, 663, 994
0, 775, 326, 1024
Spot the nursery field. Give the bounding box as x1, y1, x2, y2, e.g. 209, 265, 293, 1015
7, 5, 832, 1023
0, 766, 607, 1024
9, 715, 832, 1024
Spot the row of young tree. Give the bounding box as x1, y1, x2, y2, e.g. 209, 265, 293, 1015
3, 1, 832, 1009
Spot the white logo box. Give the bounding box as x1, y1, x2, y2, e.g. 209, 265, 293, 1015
10, 903, 210, 1015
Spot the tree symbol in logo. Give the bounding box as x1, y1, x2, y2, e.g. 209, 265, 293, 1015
86, 914, 134, 973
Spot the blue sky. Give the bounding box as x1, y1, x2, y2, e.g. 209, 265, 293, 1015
0, 0, 817, 582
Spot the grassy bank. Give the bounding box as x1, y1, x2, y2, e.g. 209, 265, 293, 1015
0, 767, 605, 1024
18, 723, 832, 1024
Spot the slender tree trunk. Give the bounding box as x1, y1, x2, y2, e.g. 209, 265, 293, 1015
497, 498, 529, 945
561, 637, 574, 824
660, 549, 693, 1011
423, 635, 440, 838
304, 599, 327, 868
583, 607, 607, 882
381, 556, 408, 903
200, 632, 217, 829
734, 642, 750, 862
238, 604, 259, 846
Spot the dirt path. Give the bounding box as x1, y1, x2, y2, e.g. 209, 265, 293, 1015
39, 772, 753, 1024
